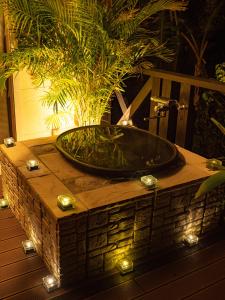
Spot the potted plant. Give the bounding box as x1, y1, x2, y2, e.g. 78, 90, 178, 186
0, 0, 187, 128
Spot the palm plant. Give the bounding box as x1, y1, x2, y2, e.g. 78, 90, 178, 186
0, 0, 187, 128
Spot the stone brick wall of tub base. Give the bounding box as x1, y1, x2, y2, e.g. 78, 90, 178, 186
0, 139, 224, 286
0, 152, 58, 278
85, 186, 224, 277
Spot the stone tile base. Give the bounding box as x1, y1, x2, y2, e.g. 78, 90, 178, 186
0, 139, 224, 286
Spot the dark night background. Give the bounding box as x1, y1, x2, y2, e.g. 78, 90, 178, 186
112, 0, 225, 159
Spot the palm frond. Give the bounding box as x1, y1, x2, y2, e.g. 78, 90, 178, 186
195, 170, 225, 199
45, 110, 73, 129
211, 117, 225, 136
0, 0, 188, 127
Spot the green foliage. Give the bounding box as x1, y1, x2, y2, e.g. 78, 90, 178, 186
195, 170, 225, 199
215, 63, 225, 83
192, 90, 225, 158
195, 62, 225, 198
211, 117, 225, 136
0, 0, 187, 127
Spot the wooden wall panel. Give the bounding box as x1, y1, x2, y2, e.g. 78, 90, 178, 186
175, 83, 191, 147
158, 79, 172, 138
148, 77, 161, 135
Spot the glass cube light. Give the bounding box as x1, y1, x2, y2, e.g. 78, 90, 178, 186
0, 198, 9, 209
140, 175, 158, 189
42, 275, 59, 292
117, 257, 134, 275
121, 119, 133, 126
184, 233, 199, 247
26, 159, 39, 171
4, 137, 15, 147
22, 240, 35, 254
57, 194, 74, 211
206, 158, 223, 171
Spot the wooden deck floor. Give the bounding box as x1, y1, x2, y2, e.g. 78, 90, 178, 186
1, 195, 225, 299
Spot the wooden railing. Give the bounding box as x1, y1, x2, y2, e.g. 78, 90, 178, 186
117, 69, 225, 147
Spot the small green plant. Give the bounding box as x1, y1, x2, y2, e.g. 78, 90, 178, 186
215, 63, 225, 83
195, 62, 225, 198
0, 0, 187, 128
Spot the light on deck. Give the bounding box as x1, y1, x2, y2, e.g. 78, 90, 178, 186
117, 257, 134, 275
22, 240, 35, 254
0, 198, 9, 209
184, 233, 199, 246
42, 275, 59, 292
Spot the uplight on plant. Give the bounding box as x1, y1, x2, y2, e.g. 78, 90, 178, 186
0, 0, 188, 129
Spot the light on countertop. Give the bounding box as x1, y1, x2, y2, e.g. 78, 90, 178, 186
121, 119, 133, 126
42, 275, 59, 292
206, 158, 223, 170
57, 194, 74, 211
26, 159, 39, 171
4, 137, 15, 147
140, 175, 158, 189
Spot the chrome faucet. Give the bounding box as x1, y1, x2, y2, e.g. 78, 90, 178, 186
151, 96, 187, 114
144, 96, 188, 135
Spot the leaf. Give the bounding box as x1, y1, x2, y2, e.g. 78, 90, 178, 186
111, 133, 124, 140
195, 170, 225, 199
211, 117, 225, 136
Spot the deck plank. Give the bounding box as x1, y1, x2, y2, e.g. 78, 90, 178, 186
85, 280, 143, 300
133, 254, 225, 300
0, 234, 27, 254
0, 208, 14, 220
0, 255, 44, 282
0, 206, 72, 300
135, 239, 225, 292
0, 225, 25, 241
0, 268, 48, 299
184, 278, 225, 300
0, 247, 36, 267
0, 217, 20, 229
7, 285, 71, 300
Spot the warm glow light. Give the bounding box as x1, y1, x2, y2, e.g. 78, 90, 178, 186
206, 158, 222, 170
26, 159, 39, 171
121, 260, 129, 269
57, 195, 74, 211
121, 119, 133, 126
117, 257, 133, 275
42, 275, 59, 292
22, 240, 35, 254
140, 175, 158, 189
4, 137, 15, 147
0, 198, 9, 209
184, 233, 199, 246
